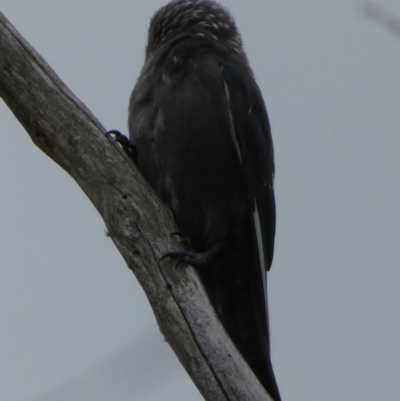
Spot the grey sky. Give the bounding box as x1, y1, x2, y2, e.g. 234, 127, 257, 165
1, 1, 400, 400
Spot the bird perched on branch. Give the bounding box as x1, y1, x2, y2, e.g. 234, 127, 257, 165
127, 1, 280, 399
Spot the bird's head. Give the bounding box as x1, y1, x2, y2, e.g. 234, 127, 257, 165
146, 0, 244, 57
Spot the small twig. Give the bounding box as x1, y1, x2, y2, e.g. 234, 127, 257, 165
360, 2, 400, 39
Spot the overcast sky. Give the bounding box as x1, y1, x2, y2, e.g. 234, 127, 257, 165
1, 1, 400, 400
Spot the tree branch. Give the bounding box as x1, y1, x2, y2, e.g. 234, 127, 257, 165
360, 2, 400, 39
0, 12, 272, 401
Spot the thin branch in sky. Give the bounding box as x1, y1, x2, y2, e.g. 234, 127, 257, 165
360, 2, 400, 39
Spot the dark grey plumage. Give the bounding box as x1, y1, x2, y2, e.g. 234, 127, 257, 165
128, 1, 280, 399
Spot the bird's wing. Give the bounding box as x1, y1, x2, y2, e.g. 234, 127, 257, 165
221, 62, 276, 271
222, 62, 276, 345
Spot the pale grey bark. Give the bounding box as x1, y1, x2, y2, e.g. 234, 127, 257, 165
0, 12, 272, 401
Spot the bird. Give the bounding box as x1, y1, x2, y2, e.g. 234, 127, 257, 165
127, 1, 280, 399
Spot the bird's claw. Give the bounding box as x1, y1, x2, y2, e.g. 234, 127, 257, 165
159, 243, 226, 267
106, 130, 138, 163
169, 231, 193, 248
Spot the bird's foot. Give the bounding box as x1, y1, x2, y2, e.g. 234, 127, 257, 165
106, 130, 138, 164
169, 232, 193, 248
159, 243, 226, 267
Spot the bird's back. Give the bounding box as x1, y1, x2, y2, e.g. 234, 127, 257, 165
130, 53, 248, 250
128, 2, 280, 400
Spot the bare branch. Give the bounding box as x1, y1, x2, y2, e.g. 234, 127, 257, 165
360, 2, 400, 39
0, 12, 272, 401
